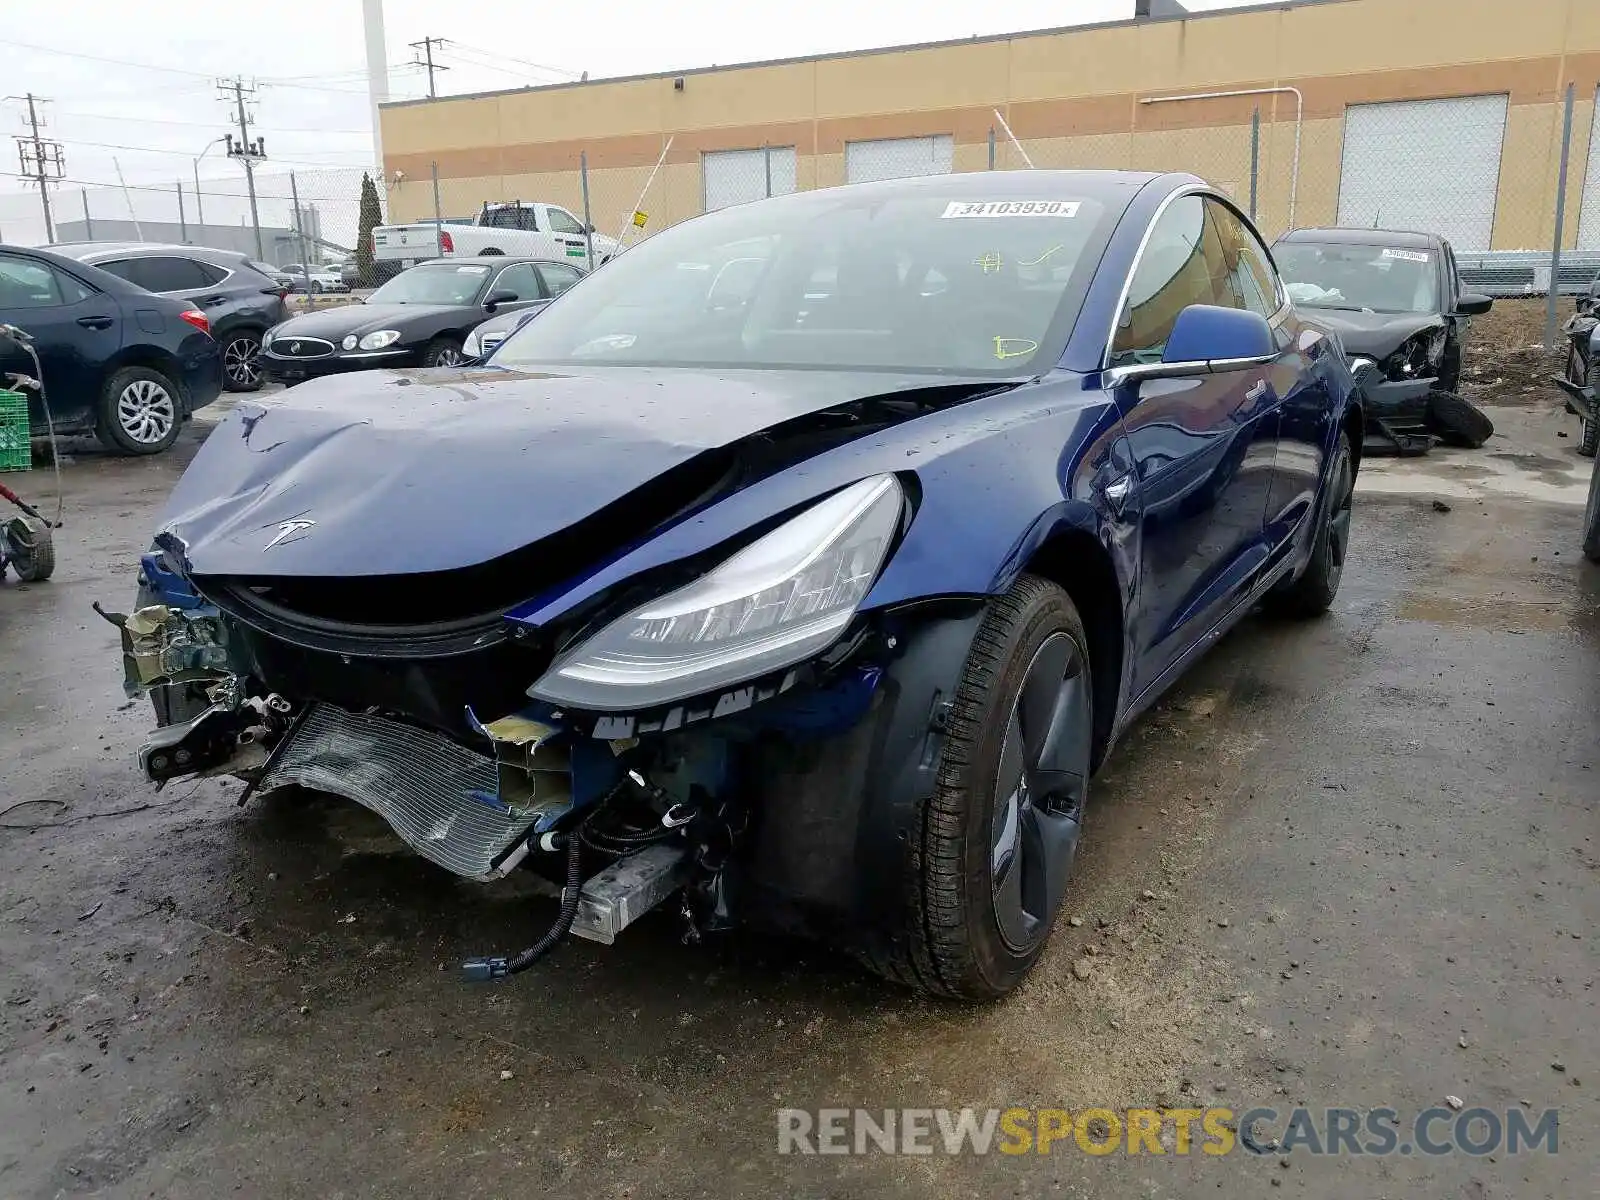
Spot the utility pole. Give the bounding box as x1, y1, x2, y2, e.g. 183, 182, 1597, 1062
7, 93, 64, 243
409, 37, 450, 98
218, 76, 266, 258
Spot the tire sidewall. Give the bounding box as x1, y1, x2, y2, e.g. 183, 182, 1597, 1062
941, 581, 1090, 995
97, 366, 182, 456
1584, 450, 1600, 563
424, 337, 464, 367
222, 331, 264, 393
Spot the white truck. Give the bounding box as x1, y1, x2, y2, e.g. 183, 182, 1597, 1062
372, 202, 618, 271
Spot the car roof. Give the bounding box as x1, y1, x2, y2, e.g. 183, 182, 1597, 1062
409, 255, 575, 268
49, 241, 254, 267
1276, 227, 1445, 249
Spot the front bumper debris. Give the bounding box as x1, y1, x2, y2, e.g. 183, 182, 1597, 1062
256, 702, 572, 881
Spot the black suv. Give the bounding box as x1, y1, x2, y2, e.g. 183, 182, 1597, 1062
49, 243, 290, 392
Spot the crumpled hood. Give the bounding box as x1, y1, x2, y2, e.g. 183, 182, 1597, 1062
269, 303, 465, 340
1306, 309, 1445, 359
160, 365, 968, 577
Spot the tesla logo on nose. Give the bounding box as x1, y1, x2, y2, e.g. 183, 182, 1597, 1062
264, 518, 316, 550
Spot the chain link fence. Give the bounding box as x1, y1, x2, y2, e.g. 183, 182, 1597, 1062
61, 85, 1583, 340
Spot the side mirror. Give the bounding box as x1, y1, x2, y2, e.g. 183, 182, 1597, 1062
587, 223, 597, 234
1108, 305, 1275, 386
1455, 293, 1493, 316
483, 289, 518, 310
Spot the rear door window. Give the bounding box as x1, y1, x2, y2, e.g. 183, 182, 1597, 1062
535, 262, 584, 296
126, 256, 212, 293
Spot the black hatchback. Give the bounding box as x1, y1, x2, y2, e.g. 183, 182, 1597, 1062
50, 243, 290, 393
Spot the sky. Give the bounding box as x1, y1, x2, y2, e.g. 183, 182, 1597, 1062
0, 0, 1250, 246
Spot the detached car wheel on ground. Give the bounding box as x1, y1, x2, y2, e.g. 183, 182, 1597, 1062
108, 172, 1363, 998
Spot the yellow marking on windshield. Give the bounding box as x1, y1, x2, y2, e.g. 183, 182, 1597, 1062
1019, 244, 1065, 267
994, 337, 1039, 360
974, 252, 1004, 274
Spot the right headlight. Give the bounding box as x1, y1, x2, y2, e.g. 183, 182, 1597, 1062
462, 329, 482, 358
528, 475, 904, 712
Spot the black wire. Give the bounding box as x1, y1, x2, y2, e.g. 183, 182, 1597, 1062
498, 829, 585, 976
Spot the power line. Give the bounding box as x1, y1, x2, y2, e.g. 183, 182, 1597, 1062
441, 40, 581, 80
6, 93, 65, 242
6, 39, 216, 80
409, 37, 450, 99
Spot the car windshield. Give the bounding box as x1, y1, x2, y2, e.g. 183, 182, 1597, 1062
494, 191, 1113, 375
368, 263, 490, 305
1276, 242, 1440, 314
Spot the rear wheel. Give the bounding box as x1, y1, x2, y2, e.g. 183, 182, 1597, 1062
1266, 430, 1354, 618
221, 331, 263, 392
422, 337, 465, 368
866, 575, 1092, 999
96, 366, 182, 455
5, 516, 53, 582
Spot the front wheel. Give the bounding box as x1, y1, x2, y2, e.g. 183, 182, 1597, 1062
1265, 430, 1354, 618
422, 337, 465, 368
1581, 358, 1599, 458
96, 366, 182, 455
867, 575, 1093, 999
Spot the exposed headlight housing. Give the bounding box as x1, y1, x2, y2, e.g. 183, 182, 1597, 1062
528, 475, 904, 711
462, 329, 482, 358
1379, 329, 1446, 381
341, 334, 358, 350
358, 329, 401, 350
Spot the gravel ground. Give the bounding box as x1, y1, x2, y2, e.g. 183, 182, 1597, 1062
1, 301, 1597, 1198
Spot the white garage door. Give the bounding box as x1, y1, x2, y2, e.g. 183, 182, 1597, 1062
845, 135, 953, 184
1337, 95, 1508, 251
703, 147, 797, 212
1578, 88, 1600, 250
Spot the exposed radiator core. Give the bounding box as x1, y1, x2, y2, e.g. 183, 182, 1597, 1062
258, 703, 554, 881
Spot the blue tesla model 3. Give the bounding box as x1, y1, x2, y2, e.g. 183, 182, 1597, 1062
115, 171, 1360, 998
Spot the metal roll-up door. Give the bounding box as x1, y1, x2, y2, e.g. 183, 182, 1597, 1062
844, 136, 953, 185
1336, 95, 1508, 251
702, 147, 798, 212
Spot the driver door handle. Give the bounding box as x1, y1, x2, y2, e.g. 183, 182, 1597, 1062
77, 315, 114, 330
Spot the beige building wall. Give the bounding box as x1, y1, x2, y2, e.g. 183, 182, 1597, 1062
380, 0, 1600, 250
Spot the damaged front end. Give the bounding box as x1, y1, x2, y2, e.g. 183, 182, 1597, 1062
108, 472, 951, 963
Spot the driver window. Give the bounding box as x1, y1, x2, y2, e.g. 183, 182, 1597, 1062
1207, 200, 1281, 319
1111, 195, 1226, 367
548, 208, 586, 235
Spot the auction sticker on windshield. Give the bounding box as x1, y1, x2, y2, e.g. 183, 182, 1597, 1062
1381, 248, 1430, 263
941, 201, 1081, 219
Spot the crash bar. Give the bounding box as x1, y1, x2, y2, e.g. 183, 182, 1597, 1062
1138, 87, 1303, 230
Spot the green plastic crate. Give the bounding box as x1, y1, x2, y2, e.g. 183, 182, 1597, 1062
0, 389, 29, 471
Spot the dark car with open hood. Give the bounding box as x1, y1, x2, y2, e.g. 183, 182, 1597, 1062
1275, 227, 1494, 454
110, 171, 1363, 999
260, 255, 579, 382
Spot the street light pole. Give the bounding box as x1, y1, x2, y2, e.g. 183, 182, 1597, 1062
193, 136, 225, 231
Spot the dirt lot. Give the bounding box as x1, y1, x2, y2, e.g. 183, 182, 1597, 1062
1, 299, 1597, 1198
